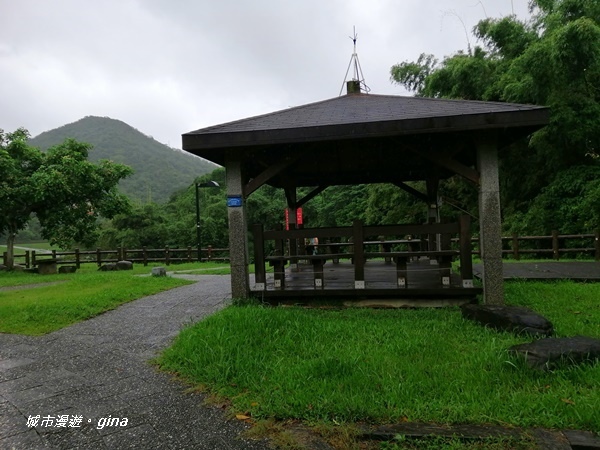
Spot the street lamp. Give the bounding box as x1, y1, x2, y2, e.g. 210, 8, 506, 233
195, 180, 220, 262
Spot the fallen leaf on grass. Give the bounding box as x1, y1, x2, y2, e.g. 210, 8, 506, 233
561, 398, 575, 405
251, 402, 259, 407
236, 414, 251, 420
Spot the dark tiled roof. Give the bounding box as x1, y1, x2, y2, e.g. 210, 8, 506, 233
185, 93, 547, 136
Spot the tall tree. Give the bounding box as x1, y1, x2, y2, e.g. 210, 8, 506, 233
0, 128, 132, 268
390, 0, 600, 231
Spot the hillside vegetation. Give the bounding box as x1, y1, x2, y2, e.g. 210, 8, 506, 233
28, 116, 217, 203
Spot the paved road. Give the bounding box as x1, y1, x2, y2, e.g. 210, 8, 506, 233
0, 275, 269, 449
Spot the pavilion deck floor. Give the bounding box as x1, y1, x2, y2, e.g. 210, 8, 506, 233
251, 259, 482, 301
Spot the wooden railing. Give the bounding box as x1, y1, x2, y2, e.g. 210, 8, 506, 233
3, 246, 229, 269
457, 231, 600, 260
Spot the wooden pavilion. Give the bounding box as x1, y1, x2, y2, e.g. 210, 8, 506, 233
182, 82, 549, 304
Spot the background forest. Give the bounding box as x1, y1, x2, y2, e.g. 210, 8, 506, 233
11, 0, 600, 252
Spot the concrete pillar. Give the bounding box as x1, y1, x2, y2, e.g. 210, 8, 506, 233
477, 137, 504, 305
226, 156, 250, 298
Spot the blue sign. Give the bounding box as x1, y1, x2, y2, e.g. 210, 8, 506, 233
227, 195, 243, 207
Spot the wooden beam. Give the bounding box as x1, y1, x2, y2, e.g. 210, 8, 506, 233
393, 182, 428, 203
244, 154, 300, 197
409, 148, 480, 185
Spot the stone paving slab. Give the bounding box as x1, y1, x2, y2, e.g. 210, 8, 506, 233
0, 275, 269, 449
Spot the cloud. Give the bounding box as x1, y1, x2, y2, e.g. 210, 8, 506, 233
0, 0, 531, 148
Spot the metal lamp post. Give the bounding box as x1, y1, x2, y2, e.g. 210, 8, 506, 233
195, 180, 220, 262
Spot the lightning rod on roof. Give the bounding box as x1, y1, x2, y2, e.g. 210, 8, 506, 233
339, 26, 370, 96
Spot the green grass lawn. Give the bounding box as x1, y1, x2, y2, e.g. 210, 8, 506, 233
158, 280, 600, 441
0, 264, 195, 335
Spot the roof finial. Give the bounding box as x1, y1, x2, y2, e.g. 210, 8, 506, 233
340, 26, 370, 96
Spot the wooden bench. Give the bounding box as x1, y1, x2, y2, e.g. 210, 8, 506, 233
266, 253, 352, 289
365, 250, 458, 288
253, 216, 474, 292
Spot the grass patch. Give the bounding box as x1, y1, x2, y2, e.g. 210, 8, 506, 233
0, 265, 192, 335
379, 434, 535, 450
505, 280, 600, 337
158, 281, 600, 435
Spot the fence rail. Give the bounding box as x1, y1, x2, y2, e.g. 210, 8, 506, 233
452, 230, 599, 260
3, 246, 229, 269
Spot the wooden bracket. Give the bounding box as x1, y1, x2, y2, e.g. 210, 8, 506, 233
409, 148, 480, 185
394, 182, 428, 203
244, 154, 300, 197
296, 185, 329, 208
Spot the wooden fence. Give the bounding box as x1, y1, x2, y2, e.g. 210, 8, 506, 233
456, 231, 599, 260
3, 246, 229, 269
3, 230, 599, 269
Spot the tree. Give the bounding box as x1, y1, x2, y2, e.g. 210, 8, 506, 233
0, 128, 133, 268
389, 0, 600, 232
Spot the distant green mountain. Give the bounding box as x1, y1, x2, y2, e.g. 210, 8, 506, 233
28, 116, 218, 203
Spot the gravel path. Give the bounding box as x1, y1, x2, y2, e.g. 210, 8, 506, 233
0, 275, 269, 449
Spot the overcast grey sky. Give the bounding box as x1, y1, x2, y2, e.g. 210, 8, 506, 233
1, 0, 530, 149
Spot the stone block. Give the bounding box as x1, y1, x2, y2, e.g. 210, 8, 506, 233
116, 260, 133, 270
58, 266, 77, 274
98, 263, 119, 271
461, 304, 553, 337
37, 260, 58, 275
0, 264, 8, 271
510, 336, 600, 370
151, 267, 167, 277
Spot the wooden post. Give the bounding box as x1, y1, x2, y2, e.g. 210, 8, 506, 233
2, 251, 6, 266
187, 246, 192, 263
25, 251, 30, 268
395, 256, 408, 288
165, 247, 170, 266
75, 248, 80, 269
552, 230, 559, 260
52, 250, 57, 260
512, 233, 520, 260
595, 230, 600, 262
459, 215, 474, 287
252, 224, 266, 290
96, 248, 101, 266
353, 220, 365, 289
142, 247, 148, 266
208, 245, 213, 261
32, 250, 37, 267
312, 258, 325, 289
274, 224, 285, 289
